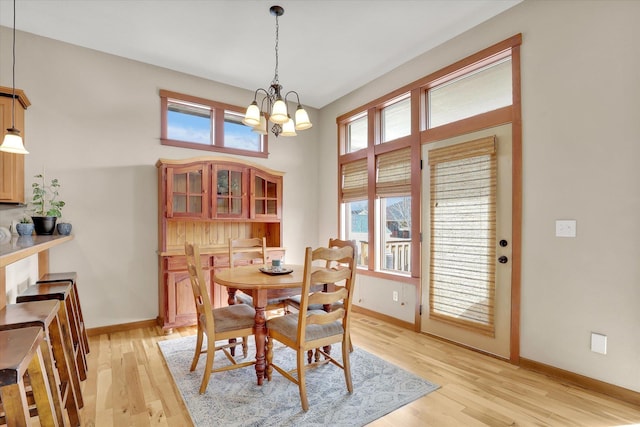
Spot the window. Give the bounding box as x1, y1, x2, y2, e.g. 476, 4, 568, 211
376, 148, 412, 274
346, 114, 368, 153
341, 200, 368, 268
379, 196, 411, 272
160, 90, 267, 157
381, 96, 411, 143
337, 36, 519, 282
341, 159, 369, 268
167, 101, 211, 144
428, 57, 512, 128
428, 137, 497, 335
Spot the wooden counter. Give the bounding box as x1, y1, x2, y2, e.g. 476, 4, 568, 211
0, 234, 73, 309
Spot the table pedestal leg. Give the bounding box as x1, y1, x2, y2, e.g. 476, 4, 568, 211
254, 305, 267, 385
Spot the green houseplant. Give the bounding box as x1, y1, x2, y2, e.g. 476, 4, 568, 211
30, 173, 65, 235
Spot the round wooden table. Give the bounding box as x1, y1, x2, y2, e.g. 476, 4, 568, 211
213, 264, 305, 385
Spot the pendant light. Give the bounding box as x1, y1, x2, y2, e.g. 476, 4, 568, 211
243, 5, 312, 138
1, 0, 27, 154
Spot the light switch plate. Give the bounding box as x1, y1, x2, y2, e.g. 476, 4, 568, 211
591, 332, 607, 355
556, 220, 577, 237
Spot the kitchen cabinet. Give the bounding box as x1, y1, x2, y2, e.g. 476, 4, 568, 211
0, 87, 30, 203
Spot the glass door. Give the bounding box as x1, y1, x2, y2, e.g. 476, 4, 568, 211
213, 165, 248, 218
166, 163, 208, 218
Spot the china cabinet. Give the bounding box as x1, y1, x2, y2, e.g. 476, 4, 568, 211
156, 157, 284, 332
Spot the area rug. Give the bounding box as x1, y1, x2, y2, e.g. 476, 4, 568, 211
158, 335, 439, 426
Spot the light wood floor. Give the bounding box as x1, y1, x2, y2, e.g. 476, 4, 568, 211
77, 313, 640, 426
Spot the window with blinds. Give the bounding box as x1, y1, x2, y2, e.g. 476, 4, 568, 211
377, 147, 412, 274
428, 136, 496, 335
341, 159, 368, 202
376, 148, 411, 196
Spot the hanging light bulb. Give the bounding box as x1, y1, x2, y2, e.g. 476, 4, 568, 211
252, 115, 268, 135
269, 97, 289, 124
0, 0, 28, 155
280, 116, 297, 137
294, 105, 312, 130
242, 101, 261, 127
243, 5, 312, 138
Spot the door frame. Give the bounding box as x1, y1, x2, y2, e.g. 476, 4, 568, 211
417, 42, 522, 364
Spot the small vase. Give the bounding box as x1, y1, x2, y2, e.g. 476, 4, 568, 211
57, 222, 72, 235
16, 223, 34, 236
32, 216, 57, 235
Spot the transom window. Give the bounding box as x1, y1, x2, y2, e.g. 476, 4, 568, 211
160, 90, 267, 158
428, 57, 512, 128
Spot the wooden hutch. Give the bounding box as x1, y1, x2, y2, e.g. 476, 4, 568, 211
156, 156, 284, 333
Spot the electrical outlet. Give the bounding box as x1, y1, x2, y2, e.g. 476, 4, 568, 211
392, 291, 399, 302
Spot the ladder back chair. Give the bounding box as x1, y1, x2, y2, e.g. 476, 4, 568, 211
265, 244, 357, 411
229, 237, 289, 314
285, 238, 357, 359
185, 242, 256, 394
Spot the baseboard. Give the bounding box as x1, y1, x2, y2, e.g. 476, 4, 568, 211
520, 357, 640, 407
352, 305, 415, 330
86, 319, 158, 337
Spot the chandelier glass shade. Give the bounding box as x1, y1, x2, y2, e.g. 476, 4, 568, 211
243, 5, 312, 138
0, 0, 28, 155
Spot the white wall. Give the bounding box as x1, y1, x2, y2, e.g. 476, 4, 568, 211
317, 0, 640, 392
0, 27, 321, 328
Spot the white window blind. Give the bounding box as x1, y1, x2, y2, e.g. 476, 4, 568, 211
341, 159, 368, 202
428, 136, 497, 335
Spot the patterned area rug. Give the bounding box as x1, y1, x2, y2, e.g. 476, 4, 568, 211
158, 335, 439, 426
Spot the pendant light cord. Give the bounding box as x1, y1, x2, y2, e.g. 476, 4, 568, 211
10, 0, 17, 129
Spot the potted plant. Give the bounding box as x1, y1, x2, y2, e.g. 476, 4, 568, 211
16, 217, 34, 236
30, 173, 65, 235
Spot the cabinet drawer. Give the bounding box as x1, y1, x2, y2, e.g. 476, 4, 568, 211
166, 255, 209, 271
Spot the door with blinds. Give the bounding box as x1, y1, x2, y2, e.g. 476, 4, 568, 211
421, 124, 512, 358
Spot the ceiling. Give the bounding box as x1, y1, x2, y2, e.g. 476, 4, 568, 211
0, 0, 521, 109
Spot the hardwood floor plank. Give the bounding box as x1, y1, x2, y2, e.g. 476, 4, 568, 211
78, 313, 640, 426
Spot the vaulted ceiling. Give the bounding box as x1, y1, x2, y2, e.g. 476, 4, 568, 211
0, 0, 521, 108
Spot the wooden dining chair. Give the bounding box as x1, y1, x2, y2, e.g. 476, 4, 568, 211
185, 242, 256, 394
265, 244, 357, 411
285, 238, 356, 358
229, 237, 289, 314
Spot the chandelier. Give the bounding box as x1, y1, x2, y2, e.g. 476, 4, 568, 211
0, 0, 28, 154
243, 5, 312, 138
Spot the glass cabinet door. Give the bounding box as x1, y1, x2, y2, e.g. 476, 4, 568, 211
251, 170, 282, 219
166, 164, 208, 218
213, 165, 248, 218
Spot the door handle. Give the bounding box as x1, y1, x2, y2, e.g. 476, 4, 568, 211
498, 256, 508, 264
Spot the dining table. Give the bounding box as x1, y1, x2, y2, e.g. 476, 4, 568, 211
213, 263, 306, 385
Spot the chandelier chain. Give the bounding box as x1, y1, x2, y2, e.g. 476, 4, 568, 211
272, 12, 280, 87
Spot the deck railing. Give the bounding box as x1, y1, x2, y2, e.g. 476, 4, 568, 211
357, 239, 411, 273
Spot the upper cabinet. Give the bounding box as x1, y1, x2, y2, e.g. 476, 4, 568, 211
251, 169, 282, 220
212, 163, 248, 219
157, 157, 283, 222
165, 162, 208, 218
0, 87, 30, 204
